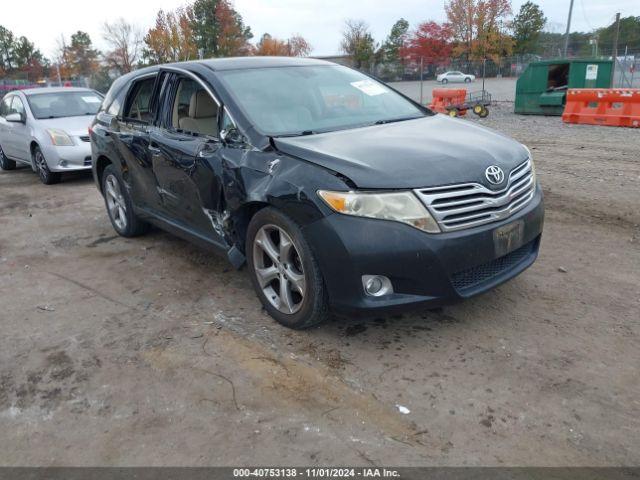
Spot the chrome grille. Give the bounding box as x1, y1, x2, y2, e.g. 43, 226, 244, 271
414, 158, 535, 232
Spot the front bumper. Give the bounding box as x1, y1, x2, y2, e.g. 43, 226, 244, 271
41, 142, 92, 172
303, 185, 544, 315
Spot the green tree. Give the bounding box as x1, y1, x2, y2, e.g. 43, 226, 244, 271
190, 0, 253, 57
0, 27, 46, 79
382, 18, 409, 64
340, 19, 377, 70
0, 25, 16, 72
65, 31, 100, 77
597, 16, 640, 54
13, 36, 43, 68
512, 2, 546, 54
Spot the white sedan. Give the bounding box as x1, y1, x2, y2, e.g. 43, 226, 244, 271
436, 71, 476, 84
0, 87, 103, 184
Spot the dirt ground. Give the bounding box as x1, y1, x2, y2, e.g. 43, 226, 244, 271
0, 104, 639, 467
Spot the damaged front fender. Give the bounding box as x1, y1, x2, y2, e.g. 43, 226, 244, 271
195, 142, 353, 269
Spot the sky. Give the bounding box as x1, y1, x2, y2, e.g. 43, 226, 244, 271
2, 0, 638, 58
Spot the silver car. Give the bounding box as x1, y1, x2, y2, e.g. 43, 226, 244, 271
0, 87, 103, 184
436, 71, 476, 84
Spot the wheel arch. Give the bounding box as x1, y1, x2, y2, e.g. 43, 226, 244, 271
230, 201, 271, 252
95, 155, 114, 193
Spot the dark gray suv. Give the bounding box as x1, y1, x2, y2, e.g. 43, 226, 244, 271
90, 57, 544, 329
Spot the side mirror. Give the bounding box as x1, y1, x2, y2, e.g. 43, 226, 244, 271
6, 113, 24, 123
220, 127, 244, 145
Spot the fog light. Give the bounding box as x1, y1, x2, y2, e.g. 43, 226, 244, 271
59, 160, 67, 167
362, 275, 393, 297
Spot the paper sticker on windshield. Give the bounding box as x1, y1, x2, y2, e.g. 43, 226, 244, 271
350, 80, 388, 96
82, 96, 101, 103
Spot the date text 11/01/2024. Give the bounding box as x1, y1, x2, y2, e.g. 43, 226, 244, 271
233, 468, 401, 477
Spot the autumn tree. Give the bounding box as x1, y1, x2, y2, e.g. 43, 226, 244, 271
53, 35, 72, 80
190, 0, 253, 57
400, 21, 453, 64
144, 7, 198, 64
446, 0, 513, 60
254, 33, 311, 56
340, 19, 378, 69
65, 31, 100, 77
102, 18, 143, 74
512, 2, 546, 53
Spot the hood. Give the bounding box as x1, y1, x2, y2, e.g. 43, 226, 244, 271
273, 115, 529, 189
34, 115, 94, 137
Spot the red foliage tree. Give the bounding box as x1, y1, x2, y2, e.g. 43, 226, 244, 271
400, 21, 453, 64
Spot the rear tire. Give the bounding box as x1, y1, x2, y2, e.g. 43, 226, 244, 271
33, 146, 61, 185
102, 164, 149, 237
478, 106, 489, 118
0, 144, 16, 171
465, 77, 472, 83
247, 207, 329, 329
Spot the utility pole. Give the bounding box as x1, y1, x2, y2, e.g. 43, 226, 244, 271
610, 12, 621, 87
419, 57, 424, 105
562, 0, 575, 58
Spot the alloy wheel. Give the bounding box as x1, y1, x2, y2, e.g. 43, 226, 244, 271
252, 224, 306, 314
35, 150, 48, 181
105, 174, 128, 231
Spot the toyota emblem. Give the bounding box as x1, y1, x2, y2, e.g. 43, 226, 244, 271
485, 165, 505, 185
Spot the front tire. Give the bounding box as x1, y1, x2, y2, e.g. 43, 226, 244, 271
441, 78, 448, 84
33, 147, 61, 185
247, 207, 329, 329
0, 144, 16, 171
102, 164, 149, 237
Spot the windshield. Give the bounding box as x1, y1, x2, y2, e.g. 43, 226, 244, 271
27, 91, 103, 119
217, 65, 426, 136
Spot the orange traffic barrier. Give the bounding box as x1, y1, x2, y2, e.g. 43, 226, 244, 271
429, 88, 468, 116
562, 88, 640, 128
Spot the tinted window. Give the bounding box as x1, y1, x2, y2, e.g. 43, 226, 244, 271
27, 92, 102, 119
170, 76, 218, 137
123, 76, 156, 123
217, 65, 425, 136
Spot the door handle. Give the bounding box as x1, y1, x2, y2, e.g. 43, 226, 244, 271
148, 143, 161, 154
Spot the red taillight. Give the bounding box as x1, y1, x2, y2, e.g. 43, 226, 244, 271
88, 126, 93, 135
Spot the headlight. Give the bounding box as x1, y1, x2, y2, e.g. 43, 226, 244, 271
47, 129, 74, 146
318, 190, 440, 233
523, 145, 536, 185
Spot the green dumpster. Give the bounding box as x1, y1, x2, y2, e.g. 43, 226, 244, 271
515, 59, 613, 115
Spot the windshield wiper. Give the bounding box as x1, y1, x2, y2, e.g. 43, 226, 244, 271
274, 130, 317, 138
374, 115, 423, 125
